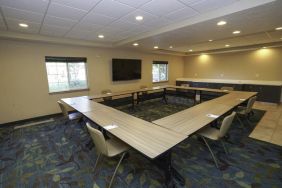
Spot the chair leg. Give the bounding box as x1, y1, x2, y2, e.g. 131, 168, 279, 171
201, 136, 219, 169
108, 152, 126, 188
245, 115, 252, 126
93, 153, 102, 175
220, 140, 229, 155
236, 115, 244, 128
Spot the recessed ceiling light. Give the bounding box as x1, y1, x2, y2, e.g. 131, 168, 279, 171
233, 30, 241, 34
208, 39, 213, 42
217, 21, 226, 26
154, 46, 159, 49
19, 23, 28, 28
98, 34, 104, 39
262, 47, 267, 49
225, 44, 230, 47
275, 27, 282, 30
169, 46, 173, 49
135, 16, 143, 21
189, 49, 193, 52
133, 43, 139, 46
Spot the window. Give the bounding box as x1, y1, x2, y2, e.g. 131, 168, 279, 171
45, 56, 88, 93
152, 61, 168, 82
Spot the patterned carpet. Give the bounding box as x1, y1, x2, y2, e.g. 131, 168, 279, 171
0, 96, 281, 188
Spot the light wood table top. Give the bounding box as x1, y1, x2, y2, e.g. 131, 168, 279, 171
211, 91, 257, 107
62, 97, 187, 159
153, 90, 257, 135
153, 100, 233, 135
86, 85, 169, 100
166, 85, 227, 93
62, 86, 257, 158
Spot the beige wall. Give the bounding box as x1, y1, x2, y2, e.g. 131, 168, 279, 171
0, 39, 184, 124
184, 47, 282, 81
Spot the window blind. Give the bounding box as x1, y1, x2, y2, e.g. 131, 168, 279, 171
45, 56, 87, 63
153, 61, 168, 64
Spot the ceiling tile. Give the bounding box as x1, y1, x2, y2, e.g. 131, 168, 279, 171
189, 0, 237, 13
2, 6, 44, 23
107, 20, 139, 31
5, 18, 40, 34
74, 22, 103, 32
165, 7, 199, 21
98, 26, 125, 35
0, 0, 49, 14
119, 9, 158, 25
47, 2, 88, 21
52, 0, 101, 11
140, 0, 185, 17
81, 12, 116, 26
93, 0, 135, 18
114, 0, 152, 8
267, 30, 282, 40
43, 15, 77, 28
66, 28, 95, 40
142, 17, 172, 28
177, 0, 199, 5
40, 24, 70, 37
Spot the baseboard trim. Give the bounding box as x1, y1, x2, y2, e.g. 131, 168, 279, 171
0, 113, 62, 127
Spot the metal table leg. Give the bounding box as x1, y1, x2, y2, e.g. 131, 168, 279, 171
131, 93, 135, 109
163, 88, 168, 104
154, 151, 185, 188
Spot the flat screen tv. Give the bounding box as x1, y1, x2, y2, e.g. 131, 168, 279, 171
112, 58, 141, 81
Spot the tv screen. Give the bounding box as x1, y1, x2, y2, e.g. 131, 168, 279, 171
112, 58, 141, 81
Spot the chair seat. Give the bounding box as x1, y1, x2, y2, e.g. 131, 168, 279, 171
68, 112, 83, 121
198, 127, 220, 140
106, 137, 130, 157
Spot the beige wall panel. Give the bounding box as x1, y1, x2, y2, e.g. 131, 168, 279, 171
0, 39, 184, 124
184, 47, 282, 81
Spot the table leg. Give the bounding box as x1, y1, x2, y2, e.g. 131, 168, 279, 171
131, 93, 135, 109
163, 88, 168, 104
136, 92, 140, 104
154, 151, 185, 188
198, 90, 202, 103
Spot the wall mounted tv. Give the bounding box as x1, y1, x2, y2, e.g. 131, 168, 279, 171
112, 58, 142, 81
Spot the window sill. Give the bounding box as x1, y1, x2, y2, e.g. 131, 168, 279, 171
152, 80, 169, 84
49, 88, 90, 95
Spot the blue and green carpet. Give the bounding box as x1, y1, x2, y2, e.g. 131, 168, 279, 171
0, 97, 281, 188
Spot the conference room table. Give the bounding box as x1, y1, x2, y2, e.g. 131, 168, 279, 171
62, 96, 188, 187
153, 89, 256, 135
85, 86, 168, 108
85, 85, 227, 108
62, 85, 257, 187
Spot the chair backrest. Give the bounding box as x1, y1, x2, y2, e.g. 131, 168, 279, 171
181, 84, 190, 87
219, 112, 236, 138
245, 96, 257, 114
86, 123, 108, 155
57, 101, 68, 117
101, 89, 112, 101
221, 86, 234, 91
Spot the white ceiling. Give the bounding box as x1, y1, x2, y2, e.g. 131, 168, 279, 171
0, 0, 281, 53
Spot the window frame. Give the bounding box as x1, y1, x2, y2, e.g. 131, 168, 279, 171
152, 61, 169, 83
45, 56, 89, 94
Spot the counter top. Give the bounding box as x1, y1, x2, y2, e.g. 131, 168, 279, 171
176, 78, 282, 86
